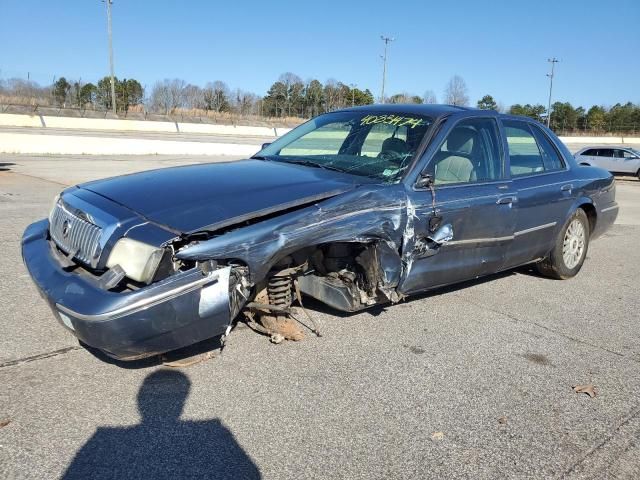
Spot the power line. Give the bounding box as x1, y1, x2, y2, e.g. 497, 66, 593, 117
546, 57, 559, 128
380, 35, 394, 104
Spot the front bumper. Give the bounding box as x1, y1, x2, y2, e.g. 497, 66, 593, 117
21, 220, 231, 360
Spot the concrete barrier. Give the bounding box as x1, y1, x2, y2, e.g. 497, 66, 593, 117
0, 113, 43, 128
0, 112, 295, 137
0, 112, 288, 137
0, 132, 258, 156
177, 122, 275, 136
42, 115, 178, 133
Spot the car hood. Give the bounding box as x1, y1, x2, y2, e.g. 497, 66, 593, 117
79, 159, 368, 233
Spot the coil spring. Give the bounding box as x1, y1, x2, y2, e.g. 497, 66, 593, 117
268, 275, 293, 308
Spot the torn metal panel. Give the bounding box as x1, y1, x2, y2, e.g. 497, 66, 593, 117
177, 186, 410, 284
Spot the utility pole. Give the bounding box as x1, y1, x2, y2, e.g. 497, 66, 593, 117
105, 0, 117, 115
546, 57, 559, 128
380, 35, 394, 104
350, 83, 356, 106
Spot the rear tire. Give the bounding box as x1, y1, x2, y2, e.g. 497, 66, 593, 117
636, 168, 640, 180
536, 209, 590, 280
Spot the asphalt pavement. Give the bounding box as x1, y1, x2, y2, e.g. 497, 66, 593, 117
1, 154, 639, 479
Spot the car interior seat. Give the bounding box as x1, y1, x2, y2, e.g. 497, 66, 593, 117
433, 127, 477, 183
378, 137, 411, 164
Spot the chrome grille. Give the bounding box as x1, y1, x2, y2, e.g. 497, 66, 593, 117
49, 201, 102, 266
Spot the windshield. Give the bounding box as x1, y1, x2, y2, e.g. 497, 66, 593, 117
631, 148, 640, 156
254, 111, 433, 183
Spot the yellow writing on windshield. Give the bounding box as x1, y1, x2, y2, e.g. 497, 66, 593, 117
360, 114, 426, 129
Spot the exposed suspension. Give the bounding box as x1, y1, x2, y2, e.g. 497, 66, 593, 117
267, 274, 293, 308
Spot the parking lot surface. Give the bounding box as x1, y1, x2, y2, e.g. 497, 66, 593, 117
1, 153, 639, 479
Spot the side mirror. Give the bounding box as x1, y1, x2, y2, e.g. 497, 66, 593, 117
261, 142, 271, 150
427, 223, 453, 245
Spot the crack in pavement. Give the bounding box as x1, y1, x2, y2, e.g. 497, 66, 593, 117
559, 404, 640, 478
0, 345, 83, 369
2, 169, 70, 187
454, 294, 635, 362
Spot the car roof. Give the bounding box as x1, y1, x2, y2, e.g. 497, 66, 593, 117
335, 104, 547, 124
336, 103, 474, 117
577, 146, 631, 151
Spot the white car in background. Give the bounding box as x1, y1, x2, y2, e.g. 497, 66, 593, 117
574, 146, 640, 179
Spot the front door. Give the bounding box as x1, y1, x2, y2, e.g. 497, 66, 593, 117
399, 116, 516, 295
614, 149, 638, 174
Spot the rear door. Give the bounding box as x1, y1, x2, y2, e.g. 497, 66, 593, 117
399, 116, 516, 294
502, 120, 575, 267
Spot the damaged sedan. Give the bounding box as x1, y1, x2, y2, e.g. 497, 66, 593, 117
22, 105, 618, 360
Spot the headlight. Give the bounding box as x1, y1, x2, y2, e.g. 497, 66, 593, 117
106, 238, 164, 284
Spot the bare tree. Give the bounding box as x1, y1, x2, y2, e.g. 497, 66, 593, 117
182, 84, 204, 109
443, 75, 469, 106
232, 89, 257, 116
279, 72, 303, 116
423, 89, 437, 104
150, 79, 186, 114
323, 78, 342, 112
203, 81, 230, 112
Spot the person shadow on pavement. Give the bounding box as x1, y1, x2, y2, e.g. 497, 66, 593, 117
62, 369, 261, 480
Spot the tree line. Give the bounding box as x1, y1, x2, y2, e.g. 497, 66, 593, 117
1, 73, 638, 133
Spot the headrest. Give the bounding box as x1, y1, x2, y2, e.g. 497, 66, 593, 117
446, 127, 476, 154
381, 137, 409, 154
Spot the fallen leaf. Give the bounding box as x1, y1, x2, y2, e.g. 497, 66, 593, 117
0, 418, 10, 428
431, 431, 444, 441
573, 384, 597, 398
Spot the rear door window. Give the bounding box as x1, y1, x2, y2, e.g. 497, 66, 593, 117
530, 126, 566, 171
503, 121, 545, 176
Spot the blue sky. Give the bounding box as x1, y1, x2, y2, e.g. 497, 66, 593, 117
1, 0, 638, 108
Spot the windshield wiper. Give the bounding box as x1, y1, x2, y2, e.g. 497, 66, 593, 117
281, 159, 346, 174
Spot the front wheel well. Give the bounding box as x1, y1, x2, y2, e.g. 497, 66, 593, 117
578, 203, 597, 236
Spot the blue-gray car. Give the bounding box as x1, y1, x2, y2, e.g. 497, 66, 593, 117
21, 105, 618, 360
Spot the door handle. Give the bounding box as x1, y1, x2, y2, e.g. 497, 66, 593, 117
560, 184, 573, 192
496, 196, 517, 205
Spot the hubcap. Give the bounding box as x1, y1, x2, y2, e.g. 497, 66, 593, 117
562, 219, 586, 269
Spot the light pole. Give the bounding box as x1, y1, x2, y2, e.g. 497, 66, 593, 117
105, 0, 117, 115
546, 57, 559, 128
349, 83, 356, 106
380, 35, 394, 104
